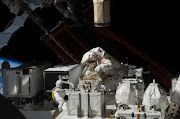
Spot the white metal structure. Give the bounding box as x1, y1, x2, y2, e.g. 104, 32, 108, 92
165, 76, 180, 119
2, 62, 51, 98
0, 0, 38, 49
44, 64, 83, 92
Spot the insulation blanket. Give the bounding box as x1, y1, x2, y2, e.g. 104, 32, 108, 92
171, 76, 180, 105
115, 81, 136, 105
142, 82, 167, 113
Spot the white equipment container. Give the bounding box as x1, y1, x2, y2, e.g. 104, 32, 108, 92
171, 78, 178, 94
142, 80, 167, 113
44, 64, 83, 92
2, 62, 51, 98
115, 105, 163, 119
116, 78, 144, 106
67, 91, 105, 117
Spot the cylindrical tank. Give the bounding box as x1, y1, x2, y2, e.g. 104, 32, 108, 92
93, 0, 110, 27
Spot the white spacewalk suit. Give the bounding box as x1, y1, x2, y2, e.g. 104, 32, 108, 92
53, 76, 66, 110
81, 47, 128, 78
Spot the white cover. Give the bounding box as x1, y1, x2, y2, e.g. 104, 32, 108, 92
115, 81, 136, 105
165, 76, 180, 119
171, 76, 180, 105
89, 92, 103, 116
142, 81, 167, 113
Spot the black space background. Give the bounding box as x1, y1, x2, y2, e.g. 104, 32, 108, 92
0, 1, 179, 76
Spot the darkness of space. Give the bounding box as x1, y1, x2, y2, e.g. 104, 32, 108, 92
0, 1, 179, 76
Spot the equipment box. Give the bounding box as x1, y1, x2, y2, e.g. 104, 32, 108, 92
2, 62, 51, 98
44, 64, 83, 92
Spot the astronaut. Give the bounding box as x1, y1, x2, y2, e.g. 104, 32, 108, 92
81, 47, 127, 79
81, 48, 114, 78
52, 76, 66, 110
